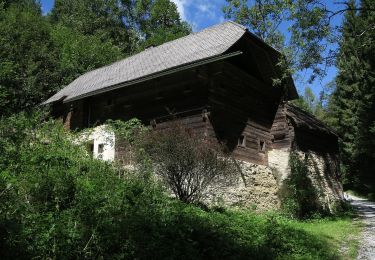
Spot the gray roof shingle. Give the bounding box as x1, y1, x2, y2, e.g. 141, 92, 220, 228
45, 21, 248, 104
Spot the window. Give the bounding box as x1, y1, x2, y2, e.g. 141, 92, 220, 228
238, 135, 246, 147
202, 109, 209, 122
98, 144, 104, 154
259, 140, 266, 151
87, 141, 94, 157
273, 133, 286, 141
150, 119, 157, 129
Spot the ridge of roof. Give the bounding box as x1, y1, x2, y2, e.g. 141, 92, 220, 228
226, 20, 247, 30
83, 21, 246, 77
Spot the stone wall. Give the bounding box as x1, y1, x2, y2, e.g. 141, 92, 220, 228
296, 151, 344, 212
202, 150, 343, 213
268, 146, 344, 212
203, 161, 280, 211
268, 148, 290, 182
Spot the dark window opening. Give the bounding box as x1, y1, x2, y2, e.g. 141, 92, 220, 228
238, 135, 246, 147
259, 140, 266, 151
273, 133, 286, 141
98, 144, 104, 154
87, 142, 94, 157
150, 119, 157, 129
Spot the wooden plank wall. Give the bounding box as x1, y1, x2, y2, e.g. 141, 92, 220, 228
206, 62, 280, 166
270, 103, 294, 150
57, 61, 286, 166
114, 112, 214, 164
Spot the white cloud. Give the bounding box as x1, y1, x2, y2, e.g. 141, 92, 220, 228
197, 2, 216, 19
170, 0, 226, 31
170, 0, 187, 21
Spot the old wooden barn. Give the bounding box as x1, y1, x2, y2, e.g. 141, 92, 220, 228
45, 21, 343, 210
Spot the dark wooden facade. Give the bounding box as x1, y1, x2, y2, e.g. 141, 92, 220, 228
50, 34, 301, 166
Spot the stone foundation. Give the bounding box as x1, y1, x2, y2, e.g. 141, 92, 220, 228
268, 148, 290, 182
297, 151, 344, 212
203, 150, 343, 213
203, 161, 280, 211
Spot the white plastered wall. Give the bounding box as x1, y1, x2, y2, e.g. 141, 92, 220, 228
80, 125, 115, 161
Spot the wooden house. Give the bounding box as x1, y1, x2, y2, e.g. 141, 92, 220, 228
45, 22, 343, 208
45, 21, 298, 165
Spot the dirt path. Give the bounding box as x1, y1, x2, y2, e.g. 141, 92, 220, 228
349, 196, 375, 260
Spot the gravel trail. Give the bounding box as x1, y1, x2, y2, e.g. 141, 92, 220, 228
349, 196, 375, 260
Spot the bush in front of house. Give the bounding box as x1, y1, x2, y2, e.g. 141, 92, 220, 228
280, 152, 328, 219
135, 122, 236, 204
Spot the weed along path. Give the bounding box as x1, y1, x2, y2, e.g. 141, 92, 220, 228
350, 196, 375, 260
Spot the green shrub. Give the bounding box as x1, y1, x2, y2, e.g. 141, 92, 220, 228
280, 152, 325, 219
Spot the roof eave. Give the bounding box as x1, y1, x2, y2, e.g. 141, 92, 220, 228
60, 51, 244, 104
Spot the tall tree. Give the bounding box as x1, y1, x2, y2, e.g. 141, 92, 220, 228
51, 25, 123, 86
50, 0, 190, 54
223, 0, 334, 83
0, 1, 59, 115
330, 0, 361, 186
50, 0, 138, 54
353, 0, 375, 190
135, 0, 191, 49
0, 0, 125, 115
329, 0, 375, 191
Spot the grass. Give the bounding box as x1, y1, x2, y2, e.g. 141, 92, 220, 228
153, 205, 363, 260
290, 216, 362, 259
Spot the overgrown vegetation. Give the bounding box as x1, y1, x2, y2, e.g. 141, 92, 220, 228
0, 113, 360, 259
280, 152, 323, 219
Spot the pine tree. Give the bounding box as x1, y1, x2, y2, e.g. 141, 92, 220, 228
355, 0, 375, 190
330, 0, 361, 186
330, 0, 375, 191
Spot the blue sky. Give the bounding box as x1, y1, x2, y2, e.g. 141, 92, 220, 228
40, 0, 344, 98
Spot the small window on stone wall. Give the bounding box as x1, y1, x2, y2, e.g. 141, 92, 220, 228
98, 144, 104, 154
259, 140, 266, 151
238, 135, 246, 147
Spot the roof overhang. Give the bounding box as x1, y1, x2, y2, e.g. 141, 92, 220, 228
45, 51, 243, 104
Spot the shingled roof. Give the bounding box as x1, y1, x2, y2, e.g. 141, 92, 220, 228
286, 103, 337, 137
44, 21, 285, 104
